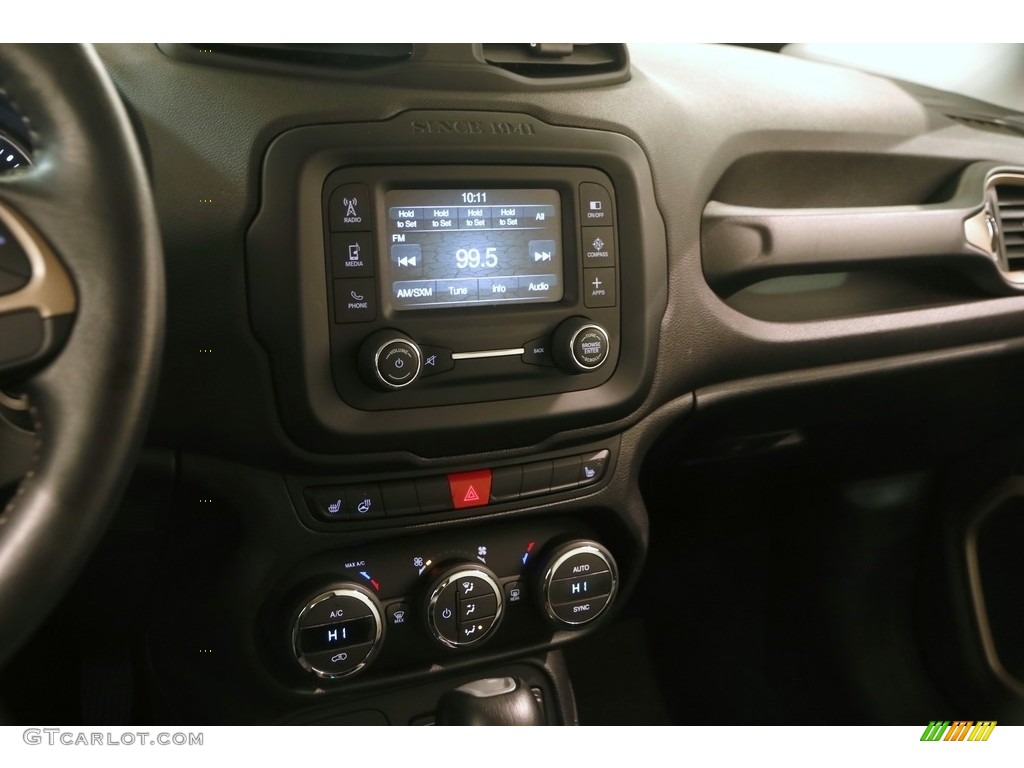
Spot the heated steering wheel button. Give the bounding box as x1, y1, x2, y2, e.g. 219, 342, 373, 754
548, 571, 613, 606
343, 484, 385, 519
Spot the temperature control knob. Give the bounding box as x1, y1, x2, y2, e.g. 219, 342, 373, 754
359, 329, 423, 390
535, 540, 618, 628
423, 563, 504, 648
292, 583, 384, 679
551, 317, 610, 374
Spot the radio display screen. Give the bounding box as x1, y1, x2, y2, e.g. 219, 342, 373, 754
382, 188, 563, 310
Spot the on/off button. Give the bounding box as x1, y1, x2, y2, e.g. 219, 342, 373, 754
377, 340, 421, 387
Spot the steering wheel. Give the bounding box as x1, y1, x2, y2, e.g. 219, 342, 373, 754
0, 45, 163, 665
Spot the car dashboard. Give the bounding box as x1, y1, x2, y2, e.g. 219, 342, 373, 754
3, 42, 1024, 725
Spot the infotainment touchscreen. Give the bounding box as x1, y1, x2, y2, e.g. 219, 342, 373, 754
382, 188, 563, 310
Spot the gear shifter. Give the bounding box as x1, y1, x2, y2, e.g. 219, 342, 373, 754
435, 677, 545, 726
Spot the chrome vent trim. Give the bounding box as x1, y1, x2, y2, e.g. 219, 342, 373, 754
990, 173, 1024, 280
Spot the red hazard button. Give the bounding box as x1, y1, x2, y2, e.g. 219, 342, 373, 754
448, 469, 492, 510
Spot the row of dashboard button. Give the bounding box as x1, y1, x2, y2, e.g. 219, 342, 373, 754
306, 449, 609, 522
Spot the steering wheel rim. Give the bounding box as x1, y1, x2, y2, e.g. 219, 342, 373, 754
0, 45, 163, 664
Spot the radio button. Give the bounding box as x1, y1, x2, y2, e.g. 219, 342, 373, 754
579, 183, 613, 226
329, 184, 372, 232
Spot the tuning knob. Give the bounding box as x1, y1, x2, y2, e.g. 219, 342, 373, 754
551, 317, 610, 374
422, 563, 504, 649
535, 540, 618, 628
358, 329, 423, 390
292, 583, 385, 679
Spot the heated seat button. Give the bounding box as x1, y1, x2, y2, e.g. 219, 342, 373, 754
548, 571, 613, 606
343, 483, 384, 520
579, 450, 609, 486
449, 469, 492, 510
305, 487, 349, 521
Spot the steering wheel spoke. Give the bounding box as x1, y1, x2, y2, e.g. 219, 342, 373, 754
0, 190, 76, 379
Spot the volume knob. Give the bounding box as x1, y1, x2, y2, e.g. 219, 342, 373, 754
359, 329, 423, 390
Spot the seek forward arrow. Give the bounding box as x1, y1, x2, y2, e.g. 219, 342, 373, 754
534, 251, 552, 262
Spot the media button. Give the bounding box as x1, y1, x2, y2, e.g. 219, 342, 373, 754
334, 278, 377, 323
434, 278, 479, 304
582, 226, 616, 266
330, 232, 373, 278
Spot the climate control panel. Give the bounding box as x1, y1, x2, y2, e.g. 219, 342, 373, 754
279, 519, 621, 683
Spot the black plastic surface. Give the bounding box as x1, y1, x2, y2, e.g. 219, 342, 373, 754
247, 112, 664, 454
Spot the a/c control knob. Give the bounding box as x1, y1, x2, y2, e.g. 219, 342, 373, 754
551, 317, 610, 374
358, 329, 423, 390
535, 540, 618, 628
292, 583, 385, 679
423, 563, 504, 649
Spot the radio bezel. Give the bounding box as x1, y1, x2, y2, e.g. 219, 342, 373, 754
322, 165, 621, 412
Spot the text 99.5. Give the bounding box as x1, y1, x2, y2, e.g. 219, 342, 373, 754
455, 247, 498, 269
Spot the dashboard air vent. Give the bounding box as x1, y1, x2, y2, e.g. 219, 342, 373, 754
482, 43, 628, 80
190, 44, 413, 69
947, 114, 1024, 139
992, 174, 1024, 273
